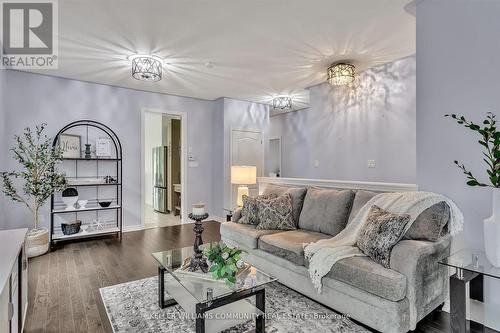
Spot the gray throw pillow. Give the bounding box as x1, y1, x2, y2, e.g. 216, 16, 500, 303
298, 188, 355, 236
357, 205, 411, 268
404, 201, 450, 241
262, 184, 307, 226
239, 194, 277, 225
348, 190, 378, 224
256, 194, 296, 230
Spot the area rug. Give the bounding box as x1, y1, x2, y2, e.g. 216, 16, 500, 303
100, 276, 370, 333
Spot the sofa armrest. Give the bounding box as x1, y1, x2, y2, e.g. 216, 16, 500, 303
231, 207, 242, 223
390, 235, 451, 330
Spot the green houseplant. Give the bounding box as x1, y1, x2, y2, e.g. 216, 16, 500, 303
1, 124, 66, 257
203, 241, 245, 285
446, 112, 500, 266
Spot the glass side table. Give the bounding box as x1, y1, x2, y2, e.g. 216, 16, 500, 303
439, 249, 500, 333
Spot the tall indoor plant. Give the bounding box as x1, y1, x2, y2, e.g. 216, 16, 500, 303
1, 124, 66, 257
446, 112, 500, 266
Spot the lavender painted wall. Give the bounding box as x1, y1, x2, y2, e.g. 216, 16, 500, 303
0, 70, 219, 230
417, 0, 500, 307
270, 56, 416, 183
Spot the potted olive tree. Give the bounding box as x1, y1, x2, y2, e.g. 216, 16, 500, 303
446, 112, 500, 266
1, 124, 66, 257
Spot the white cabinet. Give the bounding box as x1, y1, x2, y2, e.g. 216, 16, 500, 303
0, 229, 28, 333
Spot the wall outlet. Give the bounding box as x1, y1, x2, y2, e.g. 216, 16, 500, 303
367, 160, 376, 168
314, 160, 320, 168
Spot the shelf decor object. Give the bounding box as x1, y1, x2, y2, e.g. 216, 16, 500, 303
231, 165, 257, 207
187, 204, 209, 273
272, 96, 293, 110
50, 120, 123, 247
59, 133, 81, 158
130, 55, 163, 82
61, 187, 79, 210
327, 62, 356, 86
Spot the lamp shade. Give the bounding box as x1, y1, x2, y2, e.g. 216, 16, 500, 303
231, 166, 257, 185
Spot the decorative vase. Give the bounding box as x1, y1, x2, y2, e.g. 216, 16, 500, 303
26, 228, 49, 258
62, 187, 78, 210
484, 187, 500, 267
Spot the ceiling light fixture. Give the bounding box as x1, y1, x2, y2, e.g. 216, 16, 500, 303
272, 96, 293, 110
327, 63, 356, 86
130, 55, 163, 82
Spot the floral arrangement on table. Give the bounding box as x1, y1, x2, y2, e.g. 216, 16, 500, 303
203, 241, 245, 285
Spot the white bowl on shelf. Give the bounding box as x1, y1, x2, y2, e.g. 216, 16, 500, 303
77, 200, 88, 209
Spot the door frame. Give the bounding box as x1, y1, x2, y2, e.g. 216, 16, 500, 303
229, 128, 264, 208
268, 136, 282, 177
141, 108, 188, 225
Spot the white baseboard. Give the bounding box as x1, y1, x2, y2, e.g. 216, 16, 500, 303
123, 224, 146, 233
211, 216, 225, 223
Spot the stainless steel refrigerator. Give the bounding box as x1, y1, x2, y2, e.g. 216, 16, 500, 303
153, 146, 168, 213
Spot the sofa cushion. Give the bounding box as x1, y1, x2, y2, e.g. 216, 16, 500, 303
357, 205, 411, 268
348, 190, 378, 224
298, 188, 355, 236
258, 229, 330, 266
404, 201, 450, 241
327, 256, 407, 302
219, 222, 281, 249
256, 194, 296, 231
262, 184, 307, 226
239, 193, 277, 225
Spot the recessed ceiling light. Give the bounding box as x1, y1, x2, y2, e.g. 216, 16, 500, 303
272, 96, 293, 110
327, 63, 356, 86
129, 55, 163, 82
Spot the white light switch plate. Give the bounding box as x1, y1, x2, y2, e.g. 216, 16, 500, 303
314, 160, 320, 167
367, 160, 376, 168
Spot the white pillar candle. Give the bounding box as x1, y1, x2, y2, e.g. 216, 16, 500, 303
192, 202, 205, 215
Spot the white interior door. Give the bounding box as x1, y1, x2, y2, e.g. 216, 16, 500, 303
231, 129, 263, 207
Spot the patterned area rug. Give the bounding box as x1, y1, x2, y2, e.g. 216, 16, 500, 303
100, 276, 370, 333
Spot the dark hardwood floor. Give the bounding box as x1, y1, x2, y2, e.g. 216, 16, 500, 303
23, 221, 482, 333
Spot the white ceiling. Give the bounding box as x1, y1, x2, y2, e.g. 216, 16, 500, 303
25, 0, 415, 111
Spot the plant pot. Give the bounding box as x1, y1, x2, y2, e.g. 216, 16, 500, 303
484, 188, 500, 267
26, 228, 49, 258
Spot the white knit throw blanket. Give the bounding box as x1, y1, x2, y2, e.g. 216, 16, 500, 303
303, 191, 464, 293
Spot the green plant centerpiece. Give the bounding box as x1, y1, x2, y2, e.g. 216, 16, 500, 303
1, 124, 67, 257
446, 112, 500, 267
445, 112, 500, 187
203, 241, 245, 285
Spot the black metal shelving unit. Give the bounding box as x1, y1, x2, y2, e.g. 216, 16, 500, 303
50, 120, 123, 247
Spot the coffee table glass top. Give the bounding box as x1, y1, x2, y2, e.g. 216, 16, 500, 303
439, 249, 500, 280
152, 243, 277, 303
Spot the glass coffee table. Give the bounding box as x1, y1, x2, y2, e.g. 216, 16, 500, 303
439, 249, 500, 333
152, 244, 276, 333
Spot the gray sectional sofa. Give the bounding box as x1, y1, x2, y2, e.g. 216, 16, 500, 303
220, 182, 451, 333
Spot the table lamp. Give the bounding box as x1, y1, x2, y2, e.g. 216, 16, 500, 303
231, 165, 257, 207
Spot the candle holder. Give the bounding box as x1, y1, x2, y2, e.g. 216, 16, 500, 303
187, 212, 209, 272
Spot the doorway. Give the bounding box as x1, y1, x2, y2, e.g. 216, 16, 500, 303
141, 109, 186, 228
267, 137, 282, 177
230, 129, 263, 208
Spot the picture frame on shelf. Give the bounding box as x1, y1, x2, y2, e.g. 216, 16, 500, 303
96, 137, 112, 157
59, 134, 81, 158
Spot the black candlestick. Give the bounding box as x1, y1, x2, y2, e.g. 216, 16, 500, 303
84, 144, 92, 159
187, 212, 209, 273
